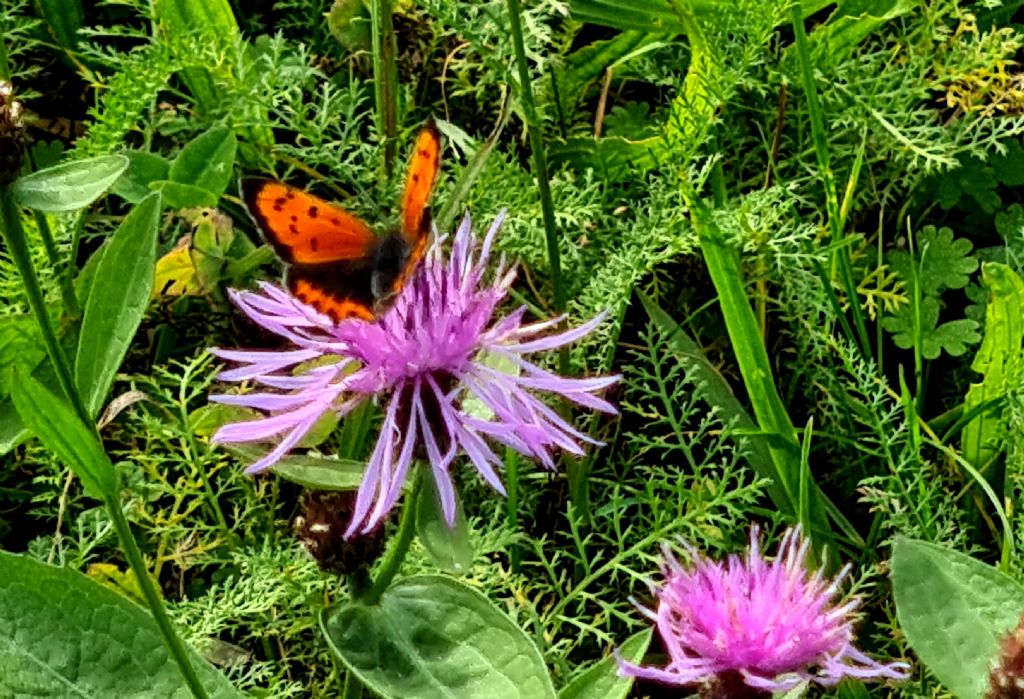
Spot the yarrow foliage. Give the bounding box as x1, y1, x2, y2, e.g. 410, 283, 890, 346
210, 212, 617, 537
618, 528, 909, 693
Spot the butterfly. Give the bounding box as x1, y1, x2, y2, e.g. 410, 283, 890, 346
240, 122, 442, 321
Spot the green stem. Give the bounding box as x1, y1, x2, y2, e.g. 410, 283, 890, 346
26, 148, 81, 317
789, 5, 871, 361
370, 0, 398, 176
0, 188, 89, 425
504, 448, 520, 573
360, 468, 421, 605
342, 671, 364, 699
505, 0, 567, 365
105, 495, 211, 699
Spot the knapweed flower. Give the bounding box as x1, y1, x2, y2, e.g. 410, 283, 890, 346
618, 528, 909, 695
210, 212, 616, 537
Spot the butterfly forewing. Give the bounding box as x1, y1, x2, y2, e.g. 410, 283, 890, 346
400, 123, 441, 243
241, 179, 377, 264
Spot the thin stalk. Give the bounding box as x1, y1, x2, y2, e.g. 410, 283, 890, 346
361, 468, 422, 604
25, 150, 80, 316
789, 5, 871, 361
0, 188, 88, 424
370, 0, 398, 176
504, 448, 520, 573
106, 495, 211, 698
505, 0, 567, 370
342, 672, 364, 699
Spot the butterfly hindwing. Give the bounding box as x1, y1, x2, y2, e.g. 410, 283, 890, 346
287, 262, 376, 321
240, 178, 377, 265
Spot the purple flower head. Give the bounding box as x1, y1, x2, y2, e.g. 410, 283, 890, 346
618, 527, 909, 693
209, 212, 617, 537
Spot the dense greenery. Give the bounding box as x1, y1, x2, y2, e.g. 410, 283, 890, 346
3, 0, 1024, 696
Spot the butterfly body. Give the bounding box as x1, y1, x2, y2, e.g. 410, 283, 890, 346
241, 123, 441, 321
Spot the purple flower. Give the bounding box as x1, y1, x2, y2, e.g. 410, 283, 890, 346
209, 212, 616, 537
618, 527, 909, 693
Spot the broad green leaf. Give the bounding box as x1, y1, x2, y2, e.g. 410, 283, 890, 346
150, 180, 219, 209
225, 445, 367, 491
113, 151, 171, 204
76, 193, 162, 418
559, 628, 652, 699
168, 127, 238, 197
322, 575, 556, 699
416, 475, 473, 574
962, 263, 1024, 471
12, 155, 128, 212
0, 550, 241, 698
0, 314, 47, 401
33, 0, 84, 50
328, 0, 372, 52
892, 537, 1024, 699
0, 400, 29, 455
9, 371, 116, 499
189, 404, 260, 437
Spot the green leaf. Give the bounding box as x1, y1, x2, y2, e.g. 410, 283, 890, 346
33, 0, 84, 50
893, 537, 1024, 699
416, 475, 473, 574
328, 0, 372, 53
0, 314, 47, 401
169, 127, 238, 197
887, 226, 979, 298
150, 180, 220, 209
881, 296, 981, 360
0, 550, 241, 698
962, 263, 1024, 470
558, 628, 652, 699
12, 155, 129, 212
322, 575, 556, 699
112, 151, 171, 204
76, 193, 162, 418
802, 0, 916, 67
0, 400, 29, 455
688, 198, 827, 537
9, 371, 116, 499
557, 31, 659, 111
225, 445, 367, 491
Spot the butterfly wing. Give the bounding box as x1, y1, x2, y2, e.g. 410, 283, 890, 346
385, 122, 442, 296
240, 178, 379, 321
400, 122, 441, 244
240, 178, 378, 264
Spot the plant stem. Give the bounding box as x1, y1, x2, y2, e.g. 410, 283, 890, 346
0, 188, 89, 424
504, 448, 520, 573
105, 494, 211, 699
505, 0, 567, 368
789, 5, 871, 361
370, 0, 397, 176
342, 672, 364, 699
361, 468, 421, 604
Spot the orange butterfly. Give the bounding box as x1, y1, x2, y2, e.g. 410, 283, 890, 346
240, 123, 442, 321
